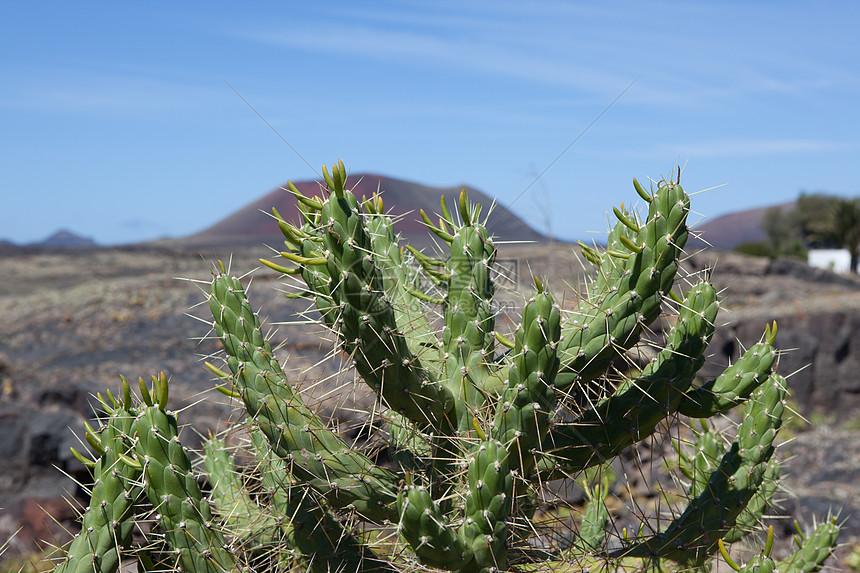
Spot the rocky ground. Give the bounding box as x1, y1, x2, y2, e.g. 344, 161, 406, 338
1, 242, 859, 570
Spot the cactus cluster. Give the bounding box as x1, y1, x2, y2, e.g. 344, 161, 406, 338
55, 162, 840, 572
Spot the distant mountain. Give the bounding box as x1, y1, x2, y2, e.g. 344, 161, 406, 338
0, 230, 98, 250
33, 229, 98, 249
691, 202, 795, 250
185, 173, 546, 246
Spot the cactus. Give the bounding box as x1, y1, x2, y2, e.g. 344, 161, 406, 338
58, 385, 142, 573
53, 162, 840, 573
719, 521, 840, 573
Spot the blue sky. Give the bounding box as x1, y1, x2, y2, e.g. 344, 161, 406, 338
3, 1, 859, 245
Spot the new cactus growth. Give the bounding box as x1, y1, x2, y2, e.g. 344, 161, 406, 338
54, 162, 839, 572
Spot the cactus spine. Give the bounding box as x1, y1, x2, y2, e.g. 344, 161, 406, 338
54, 162, 839, 573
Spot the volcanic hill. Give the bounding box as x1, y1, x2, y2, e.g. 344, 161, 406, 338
690, 201, 795, 250
186, 173, 546, 246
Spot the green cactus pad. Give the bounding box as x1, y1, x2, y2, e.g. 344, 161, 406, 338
56, 396, 142, 573
542, 281, 718, 477
209, 271, 403, 523
244, 428, 393, 573
317, 168, 455, 427
441, 213, 498, 431
363, 196, 443, 370
133, 375, 236, 573
203, 435, 279, 550
398, 482, 471, 569
459, 439, 514, 573
777, 518, 840, 573
678, 338, 777, 418
492, 289, 561, 478
617, 374, 787, 565
555, 180, 690, 392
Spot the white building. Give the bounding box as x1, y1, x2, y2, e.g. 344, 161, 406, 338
808, 248, 852, 274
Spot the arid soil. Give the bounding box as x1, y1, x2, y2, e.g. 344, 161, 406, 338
1, 242, 858, 569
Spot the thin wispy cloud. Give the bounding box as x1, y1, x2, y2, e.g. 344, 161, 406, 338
0, 67, 221, 115
231, 4, 851, 113
4, 2, 860, 245
631, 138, 851, 160
237, 24, 631, 97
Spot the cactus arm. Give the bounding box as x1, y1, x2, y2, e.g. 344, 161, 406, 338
56, 391, 142, 573
723, 460, 780, 544
385, 411, 432, 473
492, 286, 561, 479
777, 517, 840, 572
397, 439, 514, 573
677, 339, 777, 418
678, 418, 726, 497
440, 191, 498, 432
202, 435, 279, 550
133, 374, 237, 573
209, 270, 403, 523
458, 439, 514, 573
271, 178, 453, 428
719, 526, 777, 573
363, 195, 443, 372
676, 421, 781, 545
540, 281, 718, 478
397, 482, 472, 570
616, 373, 786, 566
554, 180, 690, 392
427, 285, 559, 573
314, 164, 456, 429
576, 482, 610, 553
245, 429, 396, 573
